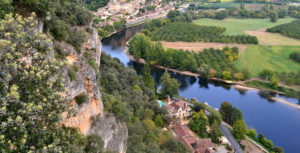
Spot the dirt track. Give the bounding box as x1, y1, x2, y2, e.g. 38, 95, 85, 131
161, 41, 247, 52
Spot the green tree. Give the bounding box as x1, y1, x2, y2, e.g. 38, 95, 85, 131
0, 13, 87, 152
273, 146, 284, 153
247, 128, 257, 138
161, 137, 190, 153
160, 71, 179, 97
142, 64, 156, 99
222, 71, 232, 80
220, 102, 233, 123
229, 108, 243, 125
270, 74, 279, 89
209, 120, 222, 143
233, 120, 247, 140
85, 135, 104, 153
270, 11, 278, 23
189, 110, 209, 138
154, 115, 164, 127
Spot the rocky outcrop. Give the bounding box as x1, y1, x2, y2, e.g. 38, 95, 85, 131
90, 114, 128, 153
60, 26, 103, 134
59, 25, 128, 153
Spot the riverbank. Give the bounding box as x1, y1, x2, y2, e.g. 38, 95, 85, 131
124, 47, 300, 110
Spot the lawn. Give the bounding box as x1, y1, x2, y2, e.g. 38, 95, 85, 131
193, 18, 296, 35
234, 45, 300, 76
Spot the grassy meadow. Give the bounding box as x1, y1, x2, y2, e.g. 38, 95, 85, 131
234, 45, 300, 76
193, 18, 296, 35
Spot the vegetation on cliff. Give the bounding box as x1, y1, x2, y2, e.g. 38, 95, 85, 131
0, 13, 98, 152
0, 0, 93, 52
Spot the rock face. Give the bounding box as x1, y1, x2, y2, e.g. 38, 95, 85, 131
59, 26, 128, 153
61, 27, 103, 134
90, 114, 128, 153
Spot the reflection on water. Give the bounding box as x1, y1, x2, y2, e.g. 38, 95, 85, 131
101, 24, 300, 153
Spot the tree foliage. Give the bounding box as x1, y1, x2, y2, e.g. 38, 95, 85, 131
233, 120, 247, 140
99, 53, 188, 152
129, 34, 244, 80
146, 22, 258, 44
289, 51, 300, 63
0, 13, 87, 152
160, 71, 179, 97
189, 110, 209, 138
267, 20, 300, 40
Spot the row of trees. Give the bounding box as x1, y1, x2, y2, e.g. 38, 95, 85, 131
260, 69, 300, 87
147, 22, 258, 44
267, 20, 300, 39
184, 3, 290, 22
128, 34, 250, 81
99, 53, 189, 153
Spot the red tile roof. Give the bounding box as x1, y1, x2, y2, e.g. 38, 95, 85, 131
172, 124, 213, 153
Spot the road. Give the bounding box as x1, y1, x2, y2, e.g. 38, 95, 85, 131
220, 123, 244, 153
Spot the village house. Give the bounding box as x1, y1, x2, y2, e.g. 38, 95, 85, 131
173, 123, 214, 153
165, 96, 193, 119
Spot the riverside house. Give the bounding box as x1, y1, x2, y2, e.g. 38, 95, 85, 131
165, 96, 193, 119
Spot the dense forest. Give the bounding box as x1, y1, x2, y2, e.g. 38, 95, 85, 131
128, 34, 249, 81
147, 22, 258, 44
99, 53, 190, 153
267, 20, 300, 39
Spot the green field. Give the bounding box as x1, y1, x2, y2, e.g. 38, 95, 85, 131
234, 45, 300, 76
193, 18, 296, 35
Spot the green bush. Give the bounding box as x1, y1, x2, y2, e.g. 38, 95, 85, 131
247, 128, 257, 138
289, 52, 300, 63
67, 28, 86, 53
68, 68, 77, 81
72, 64, 79, 72
54, 43, 67, 59
75, 94, 88, 105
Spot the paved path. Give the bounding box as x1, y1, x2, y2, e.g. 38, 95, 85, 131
220, 123, 244, 153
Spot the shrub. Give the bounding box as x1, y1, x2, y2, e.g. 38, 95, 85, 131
54, 43, 67, 59
247, 128, 257, 138
68, 68, 76, 81
289, 52, 300, 63
75, 94, 88, 105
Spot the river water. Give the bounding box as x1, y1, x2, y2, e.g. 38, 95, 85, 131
101, 24, 300, 153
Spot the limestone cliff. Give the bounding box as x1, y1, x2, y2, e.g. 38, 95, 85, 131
59, 26, 128, 153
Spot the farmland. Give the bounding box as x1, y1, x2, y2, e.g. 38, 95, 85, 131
234, 45, 300, 76
193, 18, 296, 35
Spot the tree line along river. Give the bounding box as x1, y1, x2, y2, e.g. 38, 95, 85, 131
101, 24, 300, 153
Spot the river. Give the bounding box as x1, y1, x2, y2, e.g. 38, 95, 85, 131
101, 24, 300, 153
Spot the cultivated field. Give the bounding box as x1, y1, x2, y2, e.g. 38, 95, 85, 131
193, 18, 296, 35
161, 41, 247, 52
234, 45, 300, 76
245, 30, 300, 45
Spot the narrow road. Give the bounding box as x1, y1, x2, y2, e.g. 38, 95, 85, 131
220, 123, 244, 153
